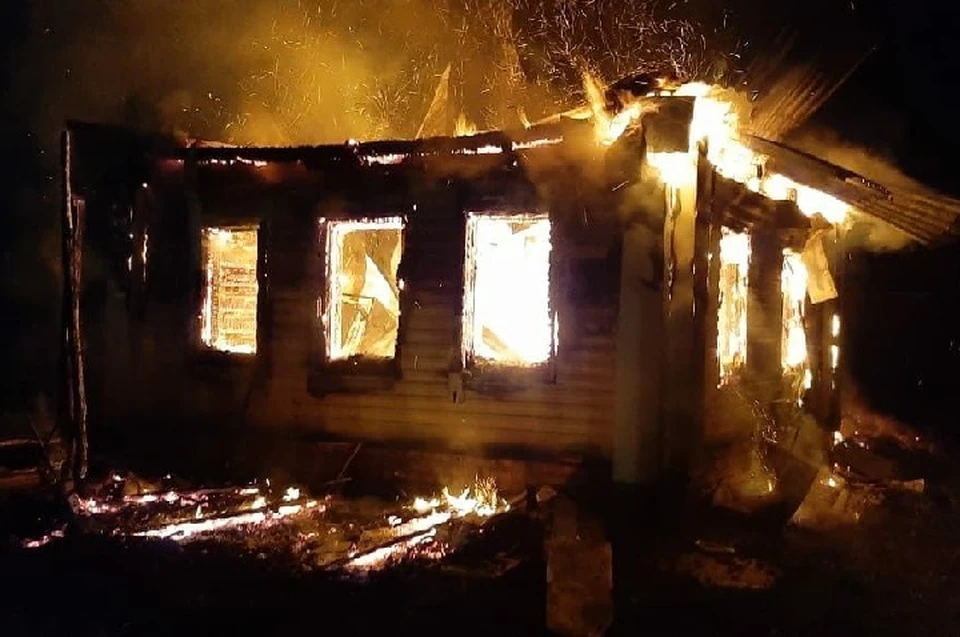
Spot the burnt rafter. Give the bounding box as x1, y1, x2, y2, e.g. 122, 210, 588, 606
712, 174, 811, 233
743, 135, 960, 245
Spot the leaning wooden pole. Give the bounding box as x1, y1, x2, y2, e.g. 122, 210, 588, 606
71, 196, 88, 482
59, 128, 88, 490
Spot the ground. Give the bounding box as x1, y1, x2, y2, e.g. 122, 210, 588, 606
2, 434, 959, 636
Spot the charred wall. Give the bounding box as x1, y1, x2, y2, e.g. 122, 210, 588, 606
79, 145, 624, 468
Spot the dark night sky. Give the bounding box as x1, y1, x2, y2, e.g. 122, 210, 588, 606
810, 1, 960, 192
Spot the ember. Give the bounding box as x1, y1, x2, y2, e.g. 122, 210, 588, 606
21, 472, 514, 580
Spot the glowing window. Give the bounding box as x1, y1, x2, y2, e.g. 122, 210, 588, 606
200, 226, 259, 355
717, 228, 749, 386
323, 218, 404, 361
462, 213, 555, 366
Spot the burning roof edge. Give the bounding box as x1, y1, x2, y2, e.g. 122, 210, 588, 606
743, 136, 960, 246
184, 119, 586, 164
66, 118, 960, 246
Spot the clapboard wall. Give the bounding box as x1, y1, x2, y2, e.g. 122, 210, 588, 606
83, 147, 625, 460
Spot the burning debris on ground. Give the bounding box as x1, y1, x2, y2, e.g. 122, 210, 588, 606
16, 471, 519, 577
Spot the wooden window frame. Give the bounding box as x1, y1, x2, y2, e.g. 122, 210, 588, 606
191, 221, 266, 364
309, 214, 407, 395
459, 208, 559, 389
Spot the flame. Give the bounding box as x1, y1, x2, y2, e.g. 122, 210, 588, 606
346, 476, 509, 571
511, 137, 563, 151
717, 229, 750, 386
27, 475, 505, 575
582, 71, 651, 146
581, 75, 850, 224
200, 227, 259, 355
675, 83, 851, 223
463, 214, 554, 366
410, 476, 509, 519
762, 174, 849, 224
782, 249, 810, 402
647, 151, 694, 188
141, 230, 149, 283
455, 113, 478, 137
830, 313, 841, 371
59, 482, 327, 545
361, 152, 407, 166
674, 82, 741, 159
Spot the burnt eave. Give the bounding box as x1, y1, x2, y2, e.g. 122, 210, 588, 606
743, 135, 960, 246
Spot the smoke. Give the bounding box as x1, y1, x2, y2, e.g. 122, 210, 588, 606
785, 127, 922, 252
10, 0, 746, 150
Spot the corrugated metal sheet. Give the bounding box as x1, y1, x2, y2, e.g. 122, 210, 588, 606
743, 136, 960, 245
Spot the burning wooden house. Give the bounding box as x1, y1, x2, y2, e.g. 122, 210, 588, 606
60, 83, 958, 491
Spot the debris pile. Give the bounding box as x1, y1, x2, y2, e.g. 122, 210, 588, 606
792, 415, 932, 529
18, 472, 517, 575
674, 550, 779, 590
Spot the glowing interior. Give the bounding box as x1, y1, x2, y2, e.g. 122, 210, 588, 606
200, 227, 259, 355
781, 249, 811, 399
717, 229, 750, 386
463, 214, 554, 366
324, 218, 404, 361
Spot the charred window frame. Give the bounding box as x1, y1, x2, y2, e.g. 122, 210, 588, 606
310, 215, 406, 394
716, 227, 750, 387
192, 223, 265, 360
460, 210, 558, 387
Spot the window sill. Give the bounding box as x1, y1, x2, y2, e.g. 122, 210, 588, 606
191, 348, 258, 367
459, 363, 557, 394
308, 358, 399, 397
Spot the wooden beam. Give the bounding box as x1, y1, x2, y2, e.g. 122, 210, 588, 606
661, 156, 700, 484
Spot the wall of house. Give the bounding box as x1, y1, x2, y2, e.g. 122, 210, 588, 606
83, 152, 624, 464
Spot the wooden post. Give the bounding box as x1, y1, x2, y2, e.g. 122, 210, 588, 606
59, 128, 88, 486
811, 228, 843, 431
829, 228, 844, 431
58, 131, 75, 488
613, 192, 665, 486
746, 230, 783, 410
661, 155, 700, 485
693, 156, 716, 461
